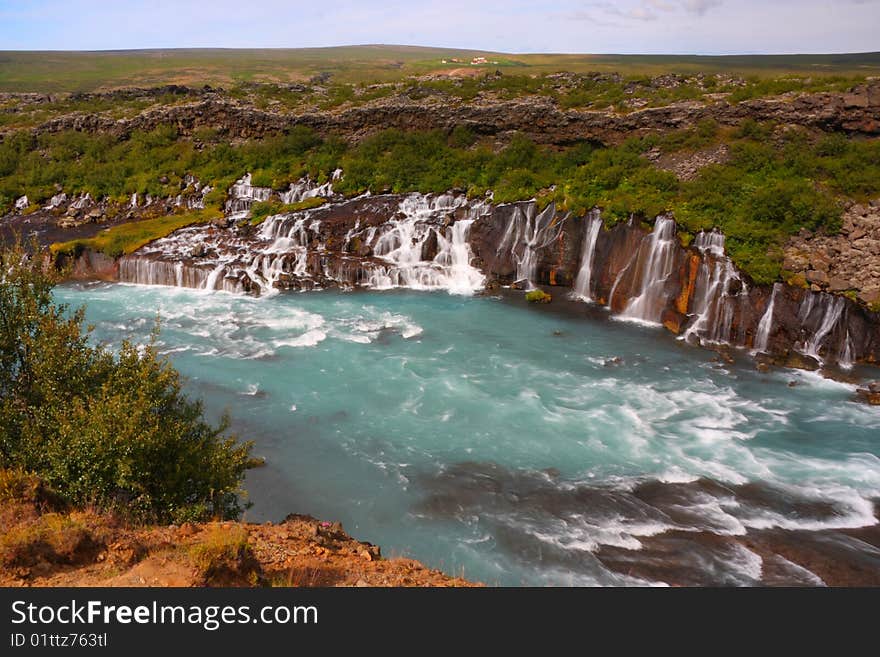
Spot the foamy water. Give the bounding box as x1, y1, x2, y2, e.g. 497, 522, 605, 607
56, 283, 880, 586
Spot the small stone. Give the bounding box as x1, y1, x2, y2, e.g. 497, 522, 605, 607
806, 270, 828, 285
828, 277, 852, 292
854, 384, 880, 405
355, 579, 370, 587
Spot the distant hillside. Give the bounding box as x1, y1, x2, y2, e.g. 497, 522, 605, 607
1, 46, 878, 93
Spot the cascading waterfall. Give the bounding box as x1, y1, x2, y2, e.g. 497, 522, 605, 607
280, 178, 334, 204
799, 293, 847, 363
44, 192, 67, 209
682, 230, 748, 345
496, 203, 562, 288
839, 328, 855, 370
118, 187, 487, 296
618, 216, 678, 324
360, 194, 486, 294
107, 179, 871, 368
570, 211, 602, 302
753, 283, 781, 354
226, 173, 273, 215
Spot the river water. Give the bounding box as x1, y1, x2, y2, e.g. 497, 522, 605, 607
55, 282, 880, 586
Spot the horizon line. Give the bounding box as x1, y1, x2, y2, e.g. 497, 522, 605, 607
1, 44, 879, 58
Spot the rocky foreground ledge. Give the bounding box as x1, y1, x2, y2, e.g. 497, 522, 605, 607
0, 491, 475, 588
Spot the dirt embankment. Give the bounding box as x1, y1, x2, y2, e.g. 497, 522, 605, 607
0, 480, 476, 588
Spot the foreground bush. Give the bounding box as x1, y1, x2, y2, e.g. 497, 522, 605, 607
0, 242, 255, 522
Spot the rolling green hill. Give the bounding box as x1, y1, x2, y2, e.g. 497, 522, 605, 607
1, 46, 878, 93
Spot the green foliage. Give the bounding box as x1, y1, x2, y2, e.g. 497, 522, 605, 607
1, 115, 876, 285
0, 242, 255, 523
0, 124, 334, 214
726, 75, 857, 103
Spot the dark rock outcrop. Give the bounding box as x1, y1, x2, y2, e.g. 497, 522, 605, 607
24, 81, 880, 146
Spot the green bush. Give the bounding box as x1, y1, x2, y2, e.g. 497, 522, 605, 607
0, 242, 256, 523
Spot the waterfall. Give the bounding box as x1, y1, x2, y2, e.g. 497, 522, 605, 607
118, 189, 487, 296
204, 263, 226, 291
681, 230, 747, 345
44, 192, 67, 210
71, 193, 92, 210
618, 216, 678, 324
570, 211, 602, 302
361, 194, 486, 294
839, 329, 854, 370
496, 203, 562, 288
753, 283, 780, 353
800, 293, 847, 363
119, 256, 232, 290
280, 178, 334, 204
225, 173, 273, 214
117, 226, 248, 293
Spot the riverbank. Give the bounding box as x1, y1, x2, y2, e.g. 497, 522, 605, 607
0, 473, 475, 587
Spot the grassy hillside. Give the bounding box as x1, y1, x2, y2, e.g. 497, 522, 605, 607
1, 46, 879, 93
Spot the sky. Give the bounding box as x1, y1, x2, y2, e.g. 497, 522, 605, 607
0, 0, 877, 54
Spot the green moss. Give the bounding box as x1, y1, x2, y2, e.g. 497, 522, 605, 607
525, 289, 552, 303
248, 197, 327, 226
50, 209, 221, 258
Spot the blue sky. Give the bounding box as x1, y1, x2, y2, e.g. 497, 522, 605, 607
0, 0, 877, 54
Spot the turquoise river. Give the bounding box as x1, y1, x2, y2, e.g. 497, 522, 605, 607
55, 282, 880, 586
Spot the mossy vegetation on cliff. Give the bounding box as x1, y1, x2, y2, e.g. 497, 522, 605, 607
248, 197, 327, 226
3, 119, 879, 285
50, 209, 222, 258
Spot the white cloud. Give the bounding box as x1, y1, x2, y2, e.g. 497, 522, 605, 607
681, 0, 723, 15
571, 0, 723, 24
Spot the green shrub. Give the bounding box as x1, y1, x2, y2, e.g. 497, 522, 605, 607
0, 242, 256, 523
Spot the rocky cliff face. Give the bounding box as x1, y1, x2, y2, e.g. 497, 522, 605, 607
471, 203, 880, 369
59, 177, 879, 373
24, 81, 880, 145
785, 201, 880, 307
